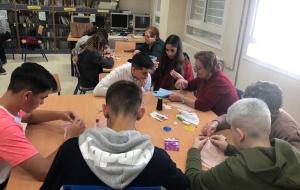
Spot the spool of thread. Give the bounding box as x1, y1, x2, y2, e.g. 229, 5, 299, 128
156, 98, 163, 111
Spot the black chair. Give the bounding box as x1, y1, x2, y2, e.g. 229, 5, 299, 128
73, 63, 94, 94
21, 25, 48, 62
71, 49, 94, 94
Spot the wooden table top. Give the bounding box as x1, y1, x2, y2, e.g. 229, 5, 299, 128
103, 52, 133, 73
6, 92, 221, 190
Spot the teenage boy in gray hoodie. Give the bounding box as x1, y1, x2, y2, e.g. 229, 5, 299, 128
40, 80, 189, 190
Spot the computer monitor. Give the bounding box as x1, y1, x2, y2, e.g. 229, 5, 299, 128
110, 13, 129, 30
134, 15, 151, 30
95, 15, 105, 28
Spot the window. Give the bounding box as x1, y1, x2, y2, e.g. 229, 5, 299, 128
246, 0, 300, 77
185, 0, 226, 48
153, 0, 161, 26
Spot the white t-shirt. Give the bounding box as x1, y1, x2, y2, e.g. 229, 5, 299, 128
93, 62, 152, 96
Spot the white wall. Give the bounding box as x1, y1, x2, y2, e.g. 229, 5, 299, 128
237, 56, 300, 124
119, 0, 151, 14
152, 0, 186, 40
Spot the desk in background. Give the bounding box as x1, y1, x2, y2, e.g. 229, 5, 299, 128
6, 92, 222, 190
67, 34, 145, 44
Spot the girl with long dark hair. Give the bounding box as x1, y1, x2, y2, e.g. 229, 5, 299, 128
152, 34, 193, 90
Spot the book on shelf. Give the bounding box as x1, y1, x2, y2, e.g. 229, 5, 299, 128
60, 16, 70, 25
44, 0, 49, 6
98, 1, 117, 9
0, 0, 12, 3
55, 0, 63, 6
28, 0, 40, 5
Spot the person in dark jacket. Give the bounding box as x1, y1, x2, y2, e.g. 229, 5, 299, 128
0, 31, 11, 75
186, 98, 300, 190
152, 34, 193, 91
133, 26, 164, 59
41, 80, 189, 190
77, 31, 114, 88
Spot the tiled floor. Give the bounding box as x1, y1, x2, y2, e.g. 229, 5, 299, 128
0, 54, 77, 95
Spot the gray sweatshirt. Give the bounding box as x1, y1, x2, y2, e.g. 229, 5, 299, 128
79, 127, 155, 189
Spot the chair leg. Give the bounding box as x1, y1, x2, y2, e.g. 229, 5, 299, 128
24, 45, 27, 62
79, 89, 87, 94
21, 46, 24, 59
73, 83, 79, 95
11, 43, 15, 60
40, 49, 48, 62
40, 49, 46, 58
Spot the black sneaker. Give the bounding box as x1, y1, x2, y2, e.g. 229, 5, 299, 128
1, 59, 7, 65
0, 67, 6, 75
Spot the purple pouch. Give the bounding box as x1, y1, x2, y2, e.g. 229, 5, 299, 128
164, 138, 179, 151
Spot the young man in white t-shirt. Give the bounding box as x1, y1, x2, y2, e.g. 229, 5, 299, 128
0, 62, 85, 189
93, 52, 154, 96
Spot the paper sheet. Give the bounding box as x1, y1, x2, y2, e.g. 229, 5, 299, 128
152, 88, 172, 98
170, 102, 197, 112
201, 139, 227, 169
177, 110, 199, 125
38, 11, 46, 21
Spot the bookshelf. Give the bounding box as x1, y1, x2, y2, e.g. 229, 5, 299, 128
0, 0, 117, 53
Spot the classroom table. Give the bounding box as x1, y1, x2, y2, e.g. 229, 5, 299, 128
6, 92, 229, 190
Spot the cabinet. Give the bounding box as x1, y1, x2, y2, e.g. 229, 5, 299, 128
0, 0, 118, 53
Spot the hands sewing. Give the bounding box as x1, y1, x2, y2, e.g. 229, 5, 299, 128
59, 111, 86, 140
193, 135, 228, 152
202, 121, 219, 136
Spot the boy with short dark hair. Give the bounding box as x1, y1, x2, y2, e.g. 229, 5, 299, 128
0, 62, 85, 189
93, 52, 154, 96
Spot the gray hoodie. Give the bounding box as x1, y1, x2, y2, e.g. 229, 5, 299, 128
79, 127, 155, 189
